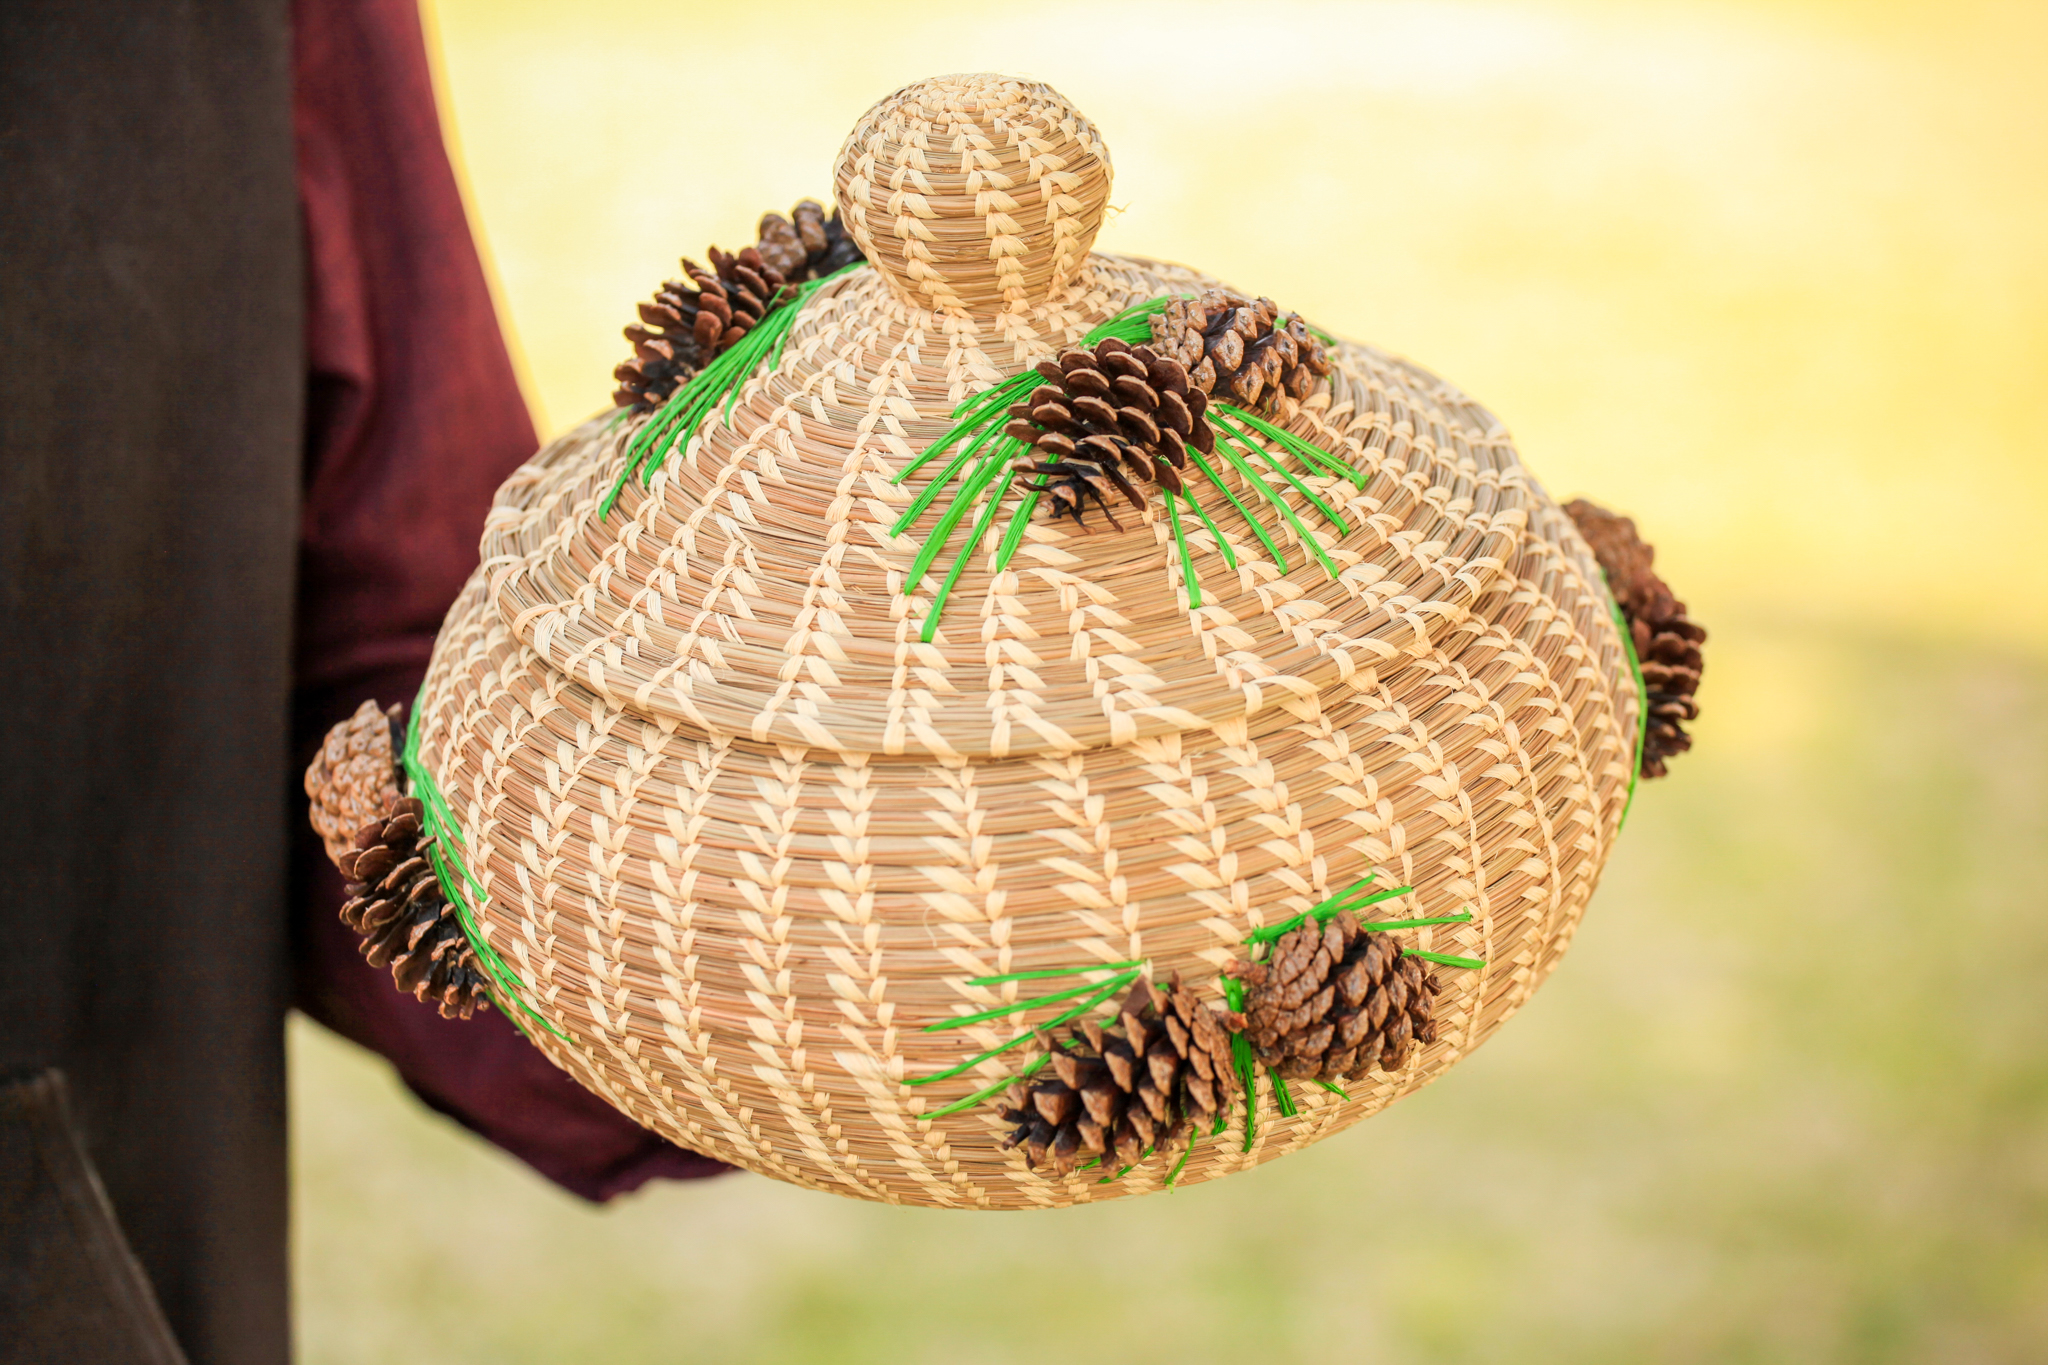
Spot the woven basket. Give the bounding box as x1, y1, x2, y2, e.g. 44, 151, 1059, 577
410, 74, 1638, 1207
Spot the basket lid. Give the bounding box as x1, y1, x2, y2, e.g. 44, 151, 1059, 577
477, 73, 1532, 761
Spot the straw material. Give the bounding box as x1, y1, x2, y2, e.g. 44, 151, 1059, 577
410, 75, 1638, 1207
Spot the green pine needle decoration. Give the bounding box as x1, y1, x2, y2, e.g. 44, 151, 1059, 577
401, 693, 568, 1044
889, 293, 1372, 636
599, 262, 864, 520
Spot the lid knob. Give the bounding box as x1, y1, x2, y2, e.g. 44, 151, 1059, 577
833, 74, 1113, 317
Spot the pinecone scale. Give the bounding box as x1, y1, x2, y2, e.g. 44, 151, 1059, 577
998, 973, 1239, 1175
1229, 912, 1441, 1080
337, 797, 492, 1021
1008, 336, 1213, 530
1564, 498, 1706, 778
1148, 290, 1335, 415
613, 200, 865, 413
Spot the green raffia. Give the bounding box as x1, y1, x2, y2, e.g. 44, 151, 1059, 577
903, 438, 1016, 591
1222, 974, 1259, 1151
1206, 424, 1339, 577
1212, 410, 1350, 535
918, 462, 1014, 643
920, 1051, 1052, 1121
905, 970, 1138, 1088
1164, 488, 1202, 610
1218, 403, 1368, 489
922, 971, 1133, 1032
1269, 1067, 1299, 1118
1408, 950, 1488, 970
1188, 445, 1288, 572
892, 293, 1373, 632
599, 262, 863, 519
400, 695, 567, 1043
1183, 483, 1239, 570
1607, 573, 1650, 828
991, 483, 1042, 573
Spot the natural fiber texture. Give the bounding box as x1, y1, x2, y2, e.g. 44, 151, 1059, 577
835, 75, 1112, 319
304, 698, 403, 866
405, 74, 1640, 1207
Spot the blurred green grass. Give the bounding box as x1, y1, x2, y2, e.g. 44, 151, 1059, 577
292, 1, 2048, 1359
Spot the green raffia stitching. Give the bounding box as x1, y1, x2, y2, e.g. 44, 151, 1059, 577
921, 1051, 1052, 1121
400, 696, 568, 1044
1604, 571, 1650, 828
1164, 488, 1201, 609
598, 262, 864, 520
892, 293, 1373, 633
1269, 1067, 1299, 1118
1222, 973, 1260, 1152
907, 876, 1491, 1154
905, 967, 1140, 1090
1408, 950, 1488, 970
1187, 445, 1288, 572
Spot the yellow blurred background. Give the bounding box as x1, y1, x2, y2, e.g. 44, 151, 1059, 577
290, 2, 2048, 1360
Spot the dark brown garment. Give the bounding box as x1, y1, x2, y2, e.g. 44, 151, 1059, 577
0, 1072, 188, 1365
286, 0, 732, 1200
2, 1, 726, 1361
0, 4, 302, 1364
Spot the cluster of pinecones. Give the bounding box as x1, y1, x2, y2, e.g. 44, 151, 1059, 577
304, 700, 491, 1020
1229, 912, 1441, 1080
612, 199, 863, 411
1148, 290, 1335, 414
1565, 499, 1706, 778
998, 974, 1239, 1175
1010, 291, 1335, 528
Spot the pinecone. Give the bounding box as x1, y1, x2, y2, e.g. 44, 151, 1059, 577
1564, 498, 1706, 778
1148, 289, 1335, 414
996, 973, 1239, 1175
1007, 336, 1215, 529
1228, 912, 1441, 1080
611, 246, 794, 412
304, 699, 404, 866
753, 199, 864, 283
337, 796, 491, 1021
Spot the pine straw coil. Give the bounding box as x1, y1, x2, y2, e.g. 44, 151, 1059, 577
378, 75, 1667, 1208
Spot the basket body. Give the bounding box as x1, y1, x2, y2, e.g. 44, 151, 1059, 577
413, 255, 1636, 1207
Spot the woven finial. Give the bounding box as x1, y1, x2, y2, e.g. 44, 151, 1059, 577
833, 74, 1113, 318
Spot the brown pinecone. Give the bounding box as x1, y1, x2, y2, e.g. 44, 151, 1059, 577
1564, 498, 1706, 778
997, 973, 1239, 1175
1148, 289, 1335, 414
611, 245, 794, 412
753, 199, 864, 283
337, 796, 491, 1021
1008, 336, 1215, 529
304, 699, 404, 866
1228, 912, 1440, 1080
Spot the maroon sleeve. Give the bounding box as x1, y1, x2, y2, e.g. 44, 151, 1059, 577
288, 0, 730, 1199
